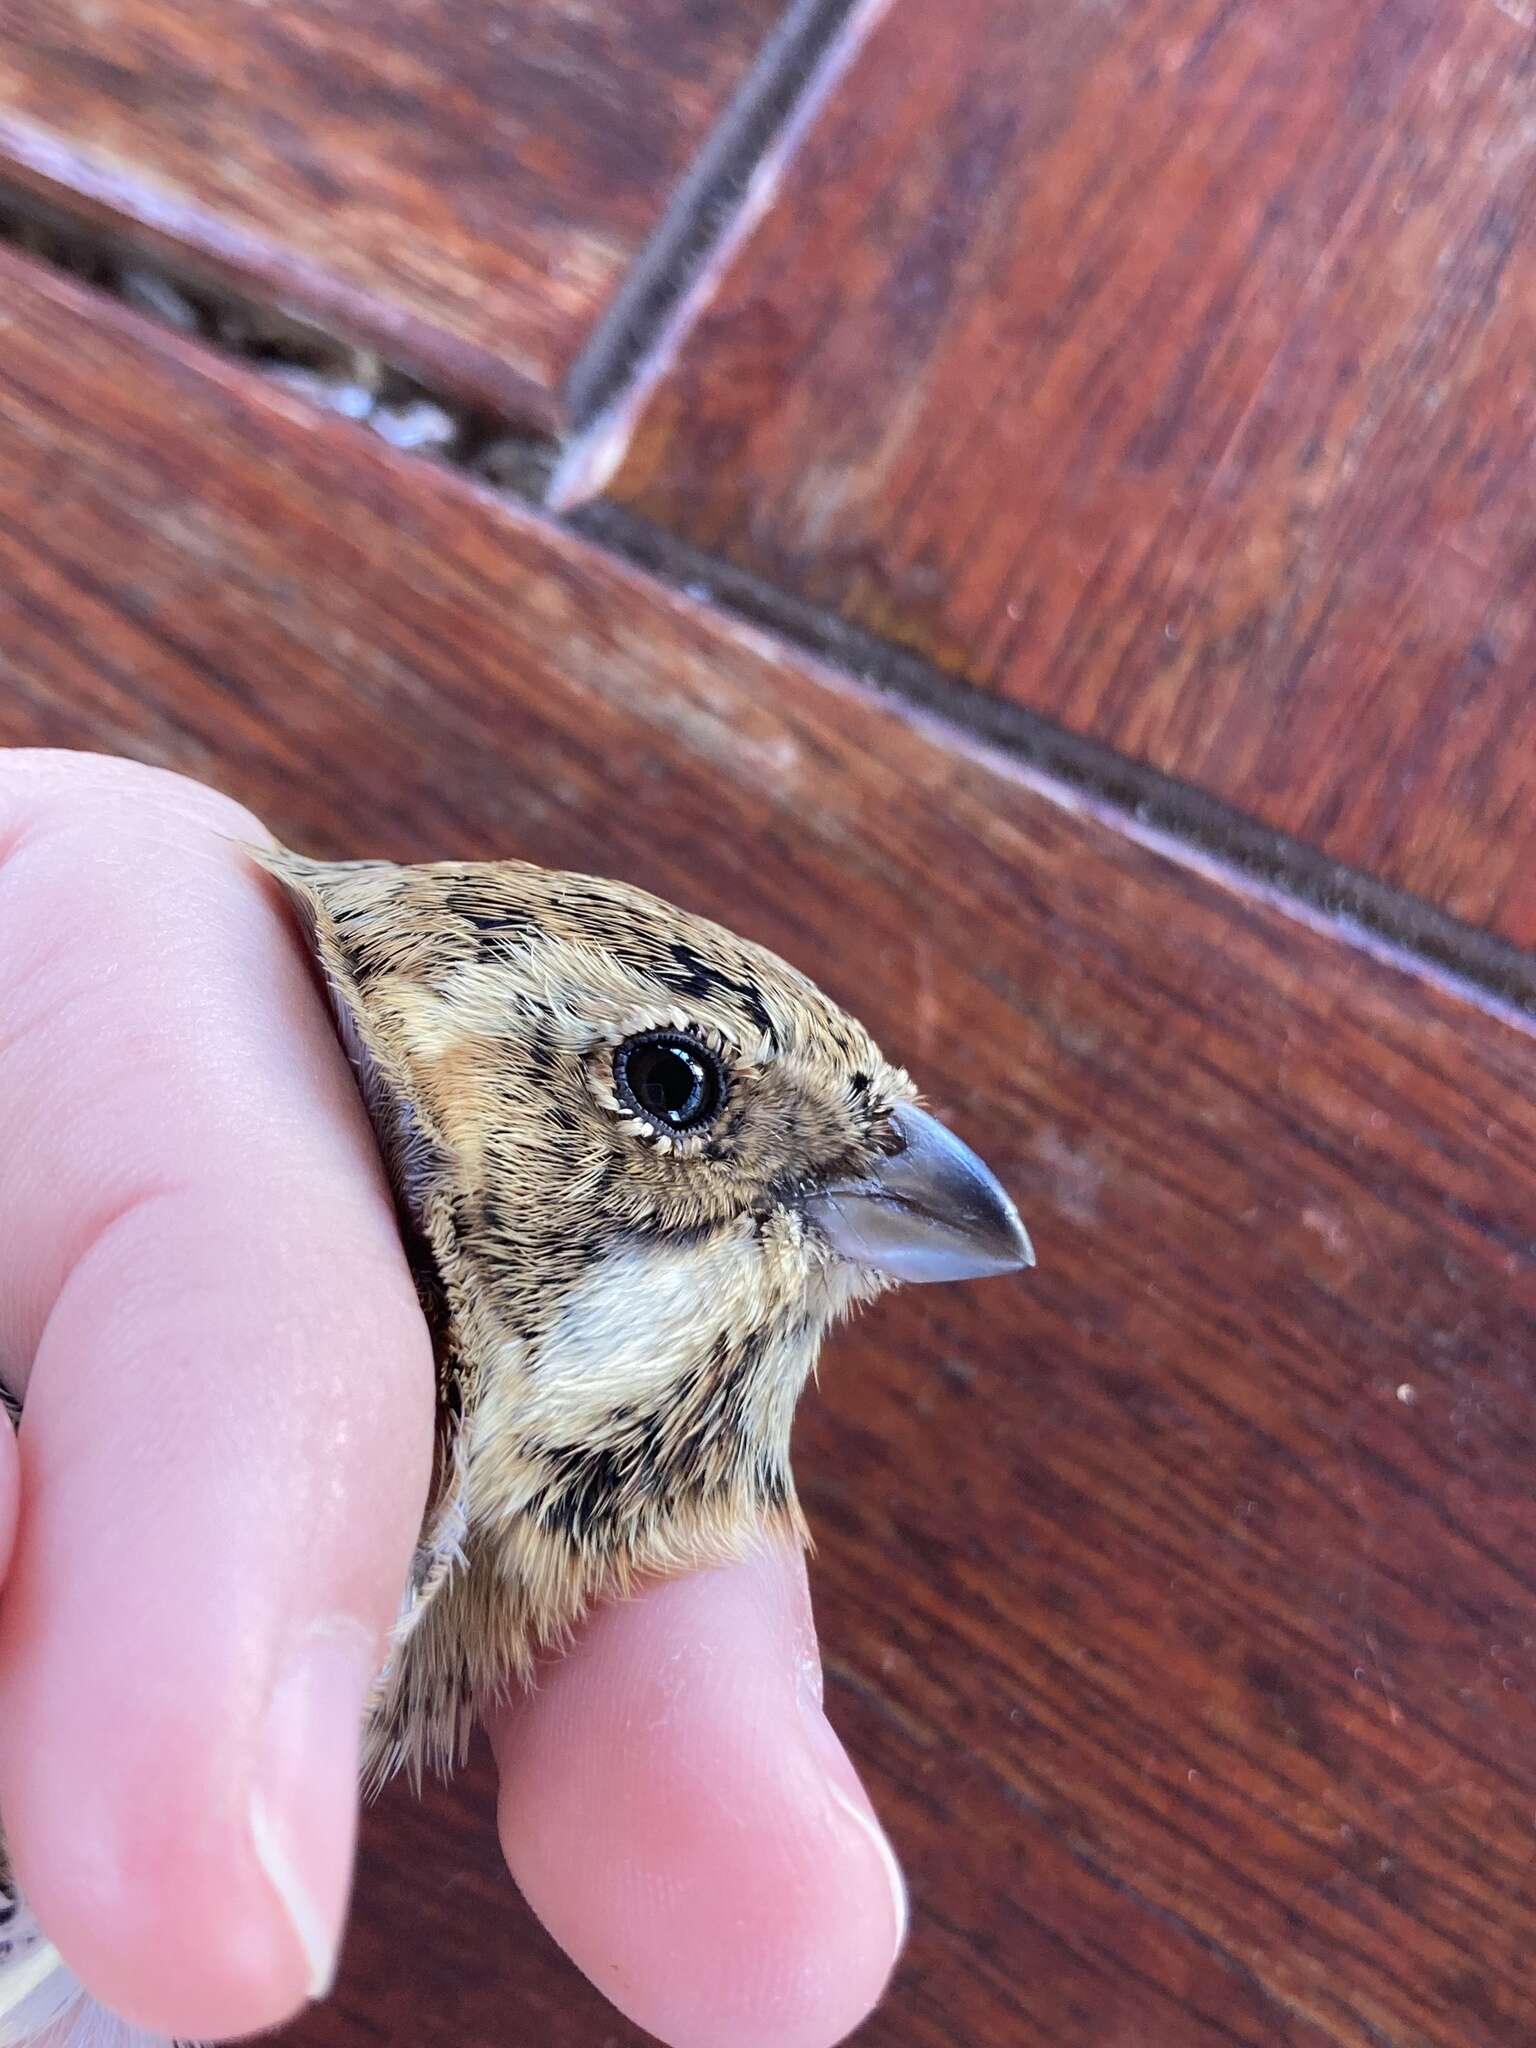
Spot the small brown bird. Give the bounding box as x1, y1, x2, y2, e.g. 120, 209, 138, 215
0, 848, 1031, 2047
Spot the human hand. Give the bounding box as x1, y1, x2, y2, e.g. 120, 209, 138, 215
0, 751, 906, 2047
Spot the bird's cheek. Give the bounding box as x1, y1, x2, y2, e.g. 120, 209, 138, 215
753, 1203, 812, 1279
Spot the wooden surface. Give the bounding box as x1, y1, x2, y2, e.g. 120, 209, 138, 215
1, 248, 1534, 2047
0, 0, 786, 423
580, 0, 1536, 952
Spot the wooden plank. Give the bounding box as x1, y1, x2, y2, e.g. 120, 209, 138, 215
0, 247, 1533, 2048
573, 0, 1536, 951
0, 0, 787, 424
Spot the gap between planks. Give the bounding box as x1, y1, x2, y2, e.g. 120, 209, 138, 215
0, 152, 1530, 1032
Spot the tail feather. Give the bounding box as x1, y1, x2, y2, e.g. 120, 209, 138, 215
0, 1896, 186, 2048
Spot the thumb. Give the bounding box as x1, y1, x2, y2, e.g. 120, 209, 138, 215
488, 1543, 906, 2048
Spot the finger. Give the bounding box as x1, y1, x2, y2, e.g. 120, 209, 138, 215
490, 1543, 907, 2048
0, 754, 435, 2039
0, 1424, 17, 1589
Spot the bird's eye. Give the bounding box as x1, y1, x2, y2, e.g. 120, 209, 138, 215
613, 1030, 726, 1136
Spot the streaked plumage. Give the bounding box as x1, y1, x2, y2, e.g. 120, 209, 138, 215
0, 847, 1031, 2046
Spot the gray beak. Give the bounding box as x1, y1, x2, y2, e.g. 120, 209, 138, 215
803, 1102, 1035, 1284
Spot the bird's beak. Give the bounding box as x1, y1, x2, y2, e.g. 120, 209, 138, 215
803, 1102, 1035, 1284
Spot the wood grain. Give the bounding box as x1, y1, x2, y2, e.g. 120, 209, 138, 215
579, 0, 1536, 952
0, 0, 785, 423
1, 246, 1534, 2047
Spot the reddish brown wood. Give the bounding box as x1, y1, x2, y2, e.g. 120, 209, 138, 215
579, 0, 1536, 951
0, 247, 1534, 2046
0, 0, 786, 423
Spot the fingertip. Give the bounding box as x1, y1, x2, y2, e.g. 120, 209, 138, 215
0, 1285, 402, 2037
490, 1547, 904, 2048
0, 1426, 385, 2041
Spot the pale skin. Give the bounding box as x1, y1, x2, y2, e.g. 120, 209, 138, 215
0, 752, 906, 2048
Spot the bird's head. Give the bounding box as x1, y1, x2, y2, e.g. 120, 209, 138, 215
260, 849, 1031, 1621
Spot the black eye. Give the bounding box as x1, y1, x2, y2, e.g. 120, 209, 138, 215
613, 1031, 726, 1135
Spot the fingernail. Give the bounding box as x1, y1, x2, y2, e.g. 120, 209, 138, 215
827, 1774, 909, 1961
795, 1688, 910, 1969
250, 1620, 376, 1999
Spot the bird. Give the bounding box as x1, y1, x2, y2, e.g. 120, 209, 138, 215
0, 846, 1033, 2047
